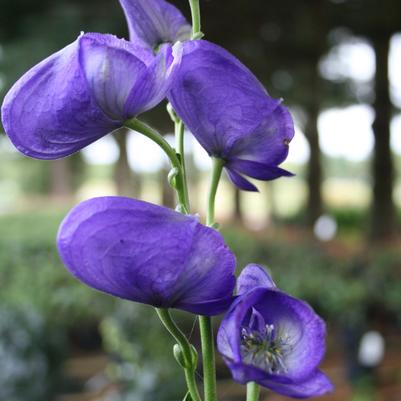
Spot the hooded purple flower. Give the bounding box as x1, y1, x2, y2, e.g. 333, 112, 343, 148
119, 0, 191, 50
57, 196, 236, 315
168, 40, 295, 192
1, 32, 180, 160
217, 264, 333, 398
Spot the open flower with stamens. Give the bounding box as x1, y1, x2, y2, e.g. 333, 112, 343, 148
119, 0, 191, 50
1, 32, 181, 159
168, 40, 295, 192
57, 196, 236, 315
217, 264, 333, 398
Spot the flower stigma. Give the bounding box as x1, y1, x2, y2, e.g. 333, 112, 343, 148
240, 322, 292, 374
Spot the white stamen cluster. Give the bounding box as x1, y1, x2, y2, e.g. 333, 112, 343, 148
240, 323, 292, 374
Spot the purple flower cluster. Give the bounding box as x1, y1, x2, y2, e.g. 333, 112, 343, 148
1, 0, 332, 398
1, 0, 293, 190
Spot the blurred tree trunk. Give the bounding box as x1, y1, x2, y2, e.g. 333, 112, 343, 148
114, 130, 138, 197
370, 33, 396, 240
303, 0, 325, 227
49, 159, 73, 199
161, 166, 176, 208
304, 99, 323, 226
233, 188, 243, 222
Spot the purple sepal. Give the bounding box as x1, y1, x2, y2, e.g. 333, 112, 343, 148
227, 159, 294, 181
1, 33, 179, 160
260, 370, 334, 399
119, 0, 191, 49
236, 264, 276, 295
226, 169, 259, 192
57, 196, 236, 315
168, 40, 295, 191
217, 285, 333, 398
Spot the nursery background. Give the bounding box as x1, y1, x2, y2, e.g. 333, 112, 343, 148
0, 0, 400, 400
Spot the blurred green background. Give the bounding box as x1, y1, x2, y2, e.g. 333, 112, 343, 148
0, 0, 400, 400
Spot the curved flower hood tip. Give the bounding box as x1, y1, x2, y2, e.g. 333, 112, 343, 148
1, 32, 182, 160
168, 40, 295, 192
217, 264, 333, 399
57, 196, 236, 315
119, 0, 191, 49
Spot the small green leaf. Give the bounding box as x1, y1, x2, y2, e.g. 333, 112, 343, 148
173, 344, 186, 368
168, 167, 179, 188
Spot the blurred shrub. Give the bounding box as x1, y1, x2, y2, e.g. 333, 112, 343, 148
1, 209, 400, 400
101, 302, 187, 401
0, 306, 66, 401
283, 206, 401, 235
223, 226, 401, 326
0, 210, 115, 324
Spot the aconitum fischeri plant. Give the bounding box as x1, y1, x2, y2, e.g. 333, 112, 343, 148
1, 0, 333, 400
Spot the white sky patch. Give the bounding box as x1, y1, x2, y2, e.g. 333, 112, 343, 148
286, 126, 310, 164
82, 135, 119, 165
391, 114, 401, 155
318, 105, 374, 162
320, 39, 375, 82
127, 131, 175, 173
191, 133, 211, 171
390, 34, 401, 108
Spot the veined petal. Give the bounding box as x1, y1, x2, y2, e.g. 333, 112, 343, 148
168, 40, 295, 191
1, 36, 118, 160
124, 43, 182, 117
230, 103, 295, 165
119, 0, 191, 49
57, 197, 236, 315
217, 286, 332, 398
217, 289, 266, 362
178, 295, 234, 316
236, 264, 276, 295
78, 33, 152, 120
169, 40, 270, 157
252, 290, 327, 381
227, 159, 294, 181
226, 168, 259, 192
260, 370, 334, 399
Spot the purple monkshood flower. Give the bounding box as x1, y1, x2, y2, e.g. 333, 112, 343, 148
57, 196, 236, 315
120, 0, 191, 50
217, 264, 333, 398
1, 32, 181, 160
168, 40, 295, 192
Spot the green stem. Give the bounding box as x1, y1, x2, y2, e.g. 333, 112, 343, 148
124, 118, 188, 212
189, 0, 202, 39
199, 315, 217, 401
156, 309, 202, 401
175, 118, 190, 211
175, 117, 185, 157
206, 158, 224, 227
197, 157, 225, 401
246, 382, 261, 401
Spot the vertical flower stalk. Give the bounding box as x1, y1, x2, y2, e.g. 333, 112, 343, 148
124, 117, 189, 211
198, 157, 225, 401
247, 382, 261, 401
156, 309, 201, 401
189, 0, 203, 39
185, 3, 219, 401
166, 103, 190, 212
